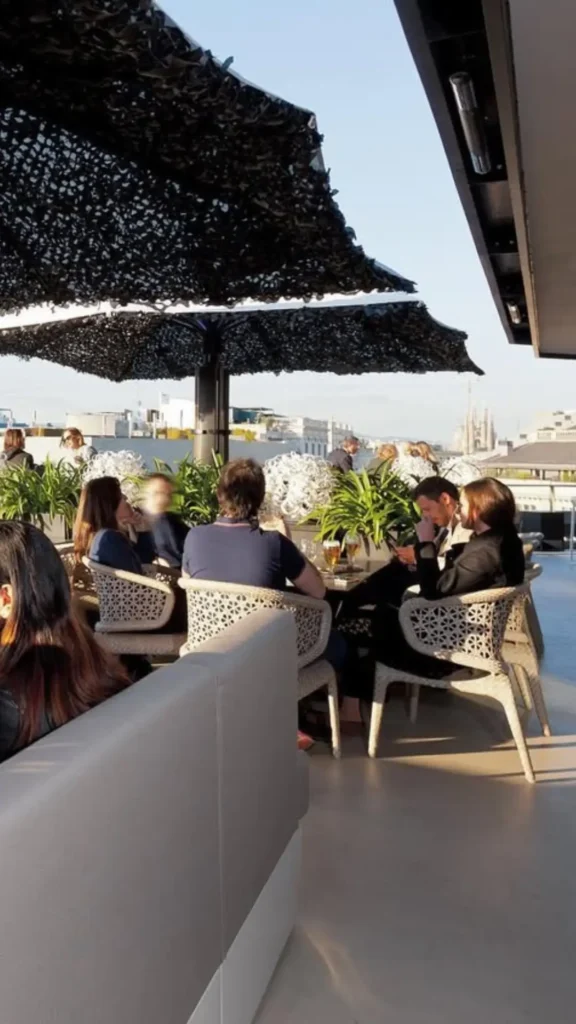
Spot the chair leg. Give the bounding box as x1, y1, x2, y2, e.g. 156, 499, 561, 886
408, 684, 420, 724
326, 677, 342, 759
511, 663, 533, 710
525, 593, 545, 658
522, 666, 552, 737
368, 675, 389, 758
500, 685, 536, 783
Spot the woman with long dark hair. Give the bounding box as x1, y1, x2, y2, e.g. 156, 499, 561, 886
415, 477, 524, 598
0, 521, 128, 760
74, 476, 155, 572
75, 477, 186, 633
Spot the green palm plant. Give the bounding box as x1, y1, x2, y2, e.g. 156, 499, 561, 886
0, 459, 83, 531
0, 465, 45, 527
307, 467, 417, 553
39, 459, 84, 530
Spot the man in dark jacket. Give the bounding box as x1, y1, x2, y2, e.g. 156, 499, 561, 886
327, 435, 360, 473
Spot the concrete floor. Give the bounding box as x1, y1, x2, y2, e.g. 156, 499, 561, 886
256, 554, 576, 1023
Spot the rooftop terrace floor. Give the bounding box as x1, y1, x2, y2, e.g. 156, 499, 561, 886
257, 553, 576, 1024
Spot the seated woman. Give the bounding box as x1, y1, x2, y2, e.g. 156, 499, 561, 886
0, 521, 128, 762
74, 477, 156, 574
414, 477, 524, 598
74, 477, 187, 636
370, 477, 524, 677
338, 476, 468, 626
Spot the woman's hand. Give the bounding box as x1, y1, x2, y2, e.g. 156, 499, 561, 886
415, 516, 435, 544
117, 502, 139, 527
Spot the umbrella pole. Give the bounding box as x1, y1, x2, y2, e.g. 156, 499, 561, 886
216, 365, 230, 463
194, 324, 229, 463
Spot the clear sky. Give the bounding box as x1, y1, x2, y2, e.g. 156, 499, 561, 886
2, 0, 575, 442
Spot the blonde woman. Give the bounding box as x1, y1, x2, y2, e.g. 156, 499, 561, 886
405, 441, 439, 472
367, 442, 398, 474
60, 427, 97, 465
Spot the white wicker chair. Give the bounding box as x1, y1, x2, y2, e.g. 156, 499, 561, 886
369, 585, 537, 782
82, 557, 186, 657
503, 565, 550, 737
178, 578, 341, 757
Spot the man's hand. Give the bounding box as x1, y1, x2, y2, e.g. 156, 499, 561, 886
415, 516, 435, 544
394, 545, 416, 566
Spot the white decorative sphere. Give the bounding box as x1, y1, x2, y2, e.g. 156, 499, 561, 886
263, 451, 335, 521
82, 449, 146, 504
391, 451, 437, 486
440, 456, 482, 487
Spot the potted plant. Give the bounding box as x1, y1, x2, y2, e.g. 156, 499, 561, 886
307, 467, 417, 561
0, 459, 83, 537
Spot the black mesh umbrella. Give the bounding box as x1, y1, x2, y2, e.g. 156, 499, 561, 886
0, 302, 480, 458
0, 0, 413, 312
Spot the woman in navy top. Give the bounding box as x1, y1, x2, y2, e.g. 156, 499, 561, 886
74, 477, 155, 574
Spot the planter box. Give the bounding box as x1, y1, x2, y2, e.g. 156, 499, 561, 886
44, 515, 68, 544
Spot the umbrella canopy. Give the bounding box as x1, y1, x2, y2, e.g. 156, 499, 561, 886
0, 0, 413, 313
0, 303, 481, 380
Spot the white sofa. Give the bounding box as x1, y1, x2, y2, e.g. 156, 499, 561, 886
0, 609, 307, 1024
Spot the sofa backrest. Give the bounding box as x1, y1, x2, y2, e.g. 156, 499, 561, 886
0, 609, 301, 1024
186, 610, 299, 954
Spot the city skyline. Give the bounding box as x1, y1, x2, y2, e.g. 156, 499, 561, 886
2, 0, 576, 439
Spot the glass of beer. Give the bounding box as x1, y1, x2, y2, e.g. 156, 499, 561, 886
322, 539, 341, 575
345, 533, 360, 569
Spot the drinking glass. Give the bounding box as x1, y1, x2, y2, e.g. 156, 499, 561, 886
345, 533, 360, 569
322, 539, 341, 575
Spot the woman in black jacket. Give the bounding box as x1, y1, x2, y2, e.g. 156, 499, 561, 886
348, 478, 525, 696
414, 477, 524, 598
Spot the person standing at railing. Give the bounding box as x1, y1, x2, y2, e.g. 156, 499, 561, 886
327, 435, 360, 474
0, 428, 34, 471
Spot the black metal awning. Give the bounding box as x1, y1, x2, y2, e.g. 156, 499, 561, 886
393, 1, 534, 350
0, 0, 413, 312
